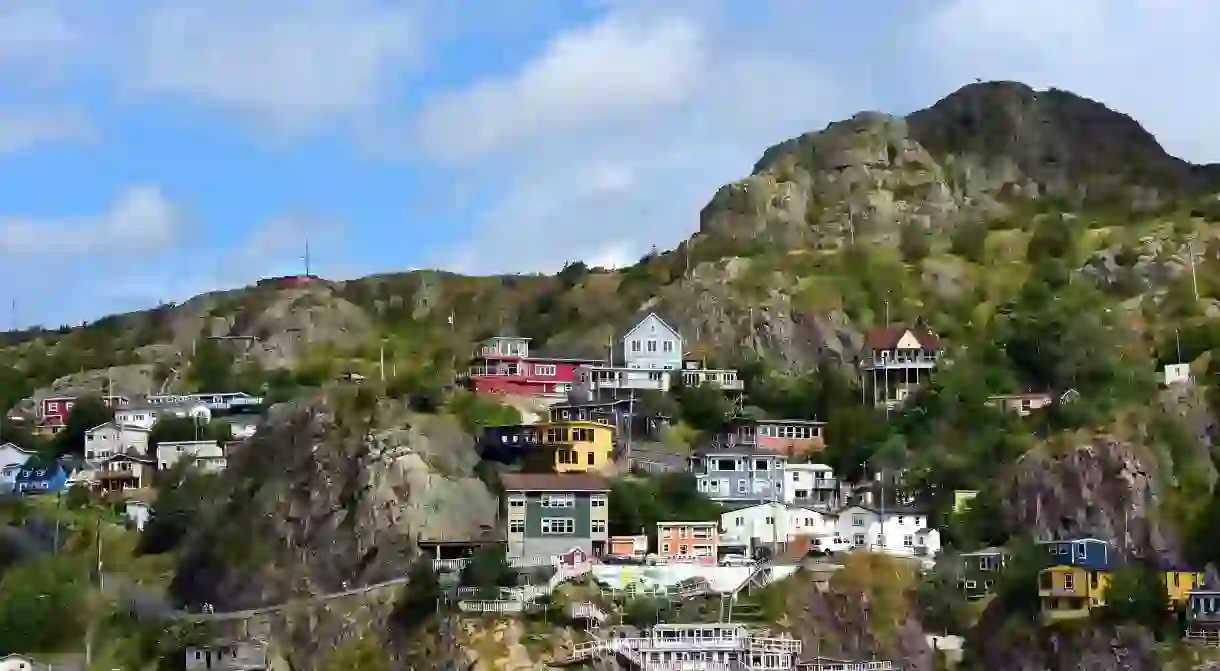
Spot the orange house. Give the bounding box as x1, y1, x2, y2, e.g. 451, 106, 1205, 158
609, 534, 649, 557
657, 522, 718, 564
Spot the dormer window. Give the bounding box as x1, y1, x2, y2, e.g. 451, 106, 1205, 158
1077, 542, 1087, 559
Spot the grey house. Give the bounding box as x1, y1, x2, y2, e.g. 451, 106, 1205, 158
502, 473, 610, 563
621, 313, 683, 370
688, 446, 787, 503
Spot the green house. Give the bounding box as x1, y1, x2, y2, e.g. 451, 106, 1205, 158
502, 472, 610, 564
959, 547, 1007, 600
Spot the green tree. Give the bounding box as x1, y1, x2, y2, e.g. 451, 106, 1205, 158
674, 384, 733, 433
991, 539, 1048, 616
0, 554, 89, 652
186, 339, 235, 392
138, 466, 217, 555
391, 559, 442, 633
1102, 559, 1173, 635
52, 395, 114, 456
899, 221, 932, 263
148, 415, 233, 450
949, 220, 989, 263
460, 544, 514, 598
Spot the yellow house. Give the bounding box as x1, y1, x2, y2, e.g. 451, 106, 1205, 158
539, 420, 616, 474
1164, 568, 1206, 607
1039, 565, 1112, 622
952, 490, 978, 515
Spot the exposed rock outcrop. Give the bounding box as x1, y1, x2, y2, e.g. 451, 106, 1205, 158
1003, 438, 1175, 557
170, 391, 497, 611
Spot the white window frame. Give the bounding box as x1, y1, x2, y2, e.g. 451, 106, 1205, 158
508, 520, 525, 533
647, 339, 658, 352
631, 339, 641, 352
541, 518, 575, 535
591, 520, 606, 534
541, 494, 574, 508
534, 364, 557, 377
590, 494, 607, 507
509, 497, 526, 508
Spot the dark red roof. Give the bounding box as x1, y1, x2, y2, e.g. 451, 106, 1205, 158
501, 473, 611, 492
863, 325, 940, 350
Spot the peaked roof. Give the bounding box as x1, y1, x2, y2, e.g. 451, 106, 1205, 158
85, 421, 151, 434
863, 325, 940, 350
501, 473, 610, 492
622, 312, 682, 342
103, 452, 155, 464
0, 441, 37, 454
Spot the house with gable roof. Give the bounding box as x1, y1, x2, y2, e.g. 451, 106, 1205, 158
0, 442, 37, 494
859, 324, 942, 409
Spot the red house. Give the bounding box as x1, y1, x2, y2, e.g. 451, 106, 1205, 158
465, 336, 602, 397
37, 395, 131, 433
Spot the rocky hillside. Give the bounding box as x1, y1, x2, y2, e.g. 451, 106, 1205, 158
3, 83, 1219, 405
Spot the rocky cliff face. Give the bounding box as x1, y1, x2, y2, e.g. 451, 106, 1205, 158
170, 391, 497, 610
967, 617, 1158, 671
1002, 438, 1176, 557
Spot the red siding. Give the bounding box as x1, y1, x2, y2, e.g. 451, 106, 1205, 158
467, 357, 598, 396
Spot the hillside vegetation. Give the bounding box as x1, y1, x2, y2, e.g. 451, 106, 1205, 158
4, 81, 1220, 670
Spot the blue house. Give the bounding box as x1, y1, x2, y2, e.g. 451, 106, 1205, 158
1038, 537, 1114, 570
688, 445, 787, 503
15, 462, 68, 495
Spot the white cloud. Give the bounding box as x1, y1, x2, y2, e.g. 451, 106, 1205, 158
422, 3, 852, 276
131, 0, 418, 135
917, 0, 1220, 160
0, 106, 97, 153
0, 184, 182, 257
0, 3, 81, 73
414, 12, 708, 161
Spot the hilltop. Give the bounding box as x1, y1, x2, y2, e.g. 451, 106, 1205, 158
2, 80, 1219, 410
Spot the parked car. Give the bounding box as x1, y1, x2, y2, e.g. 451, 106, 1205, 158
720, 553, 755, 567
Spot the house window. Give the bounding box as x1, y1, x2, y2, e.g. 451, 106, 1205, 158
1063, 573, 1074, 590
853, 534, 865, 546
964, 580, 977, 589
897, 516, 905, 525
534, 364, 557, 376
903, 535, 913, 547
737, 481, 747, 494
542, 518, 575, 534
764, 517, 774, 525
591, 520, 606, 534
679, 544, 689, 555
541, 494, 574, 508
647, 340, 658, 352
587, 451, 595, 465
735, 516, 744, 527
754, 459, 768, 471
631, 340, 641, 352
663, 340, 674, 353
591, 495, 607, 507
509, 520, 525, 533
852, 515, 865, 527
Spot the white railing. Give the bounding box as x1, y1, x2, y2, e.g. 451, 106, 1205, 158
747, 638, 802, 653
434, 558, 467, 571
798, 661, 895, 671
636, 639, 745, 651
1186, 629, 1220, 646
569, 602, 608, 621
458, 600, 524, 614
549, 561, 593, 590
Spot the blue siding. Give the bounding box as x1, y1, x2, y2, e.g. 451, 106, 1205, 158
16, 463, 67, 494
1042, 538, 1113, 571
689, 451, 786, 503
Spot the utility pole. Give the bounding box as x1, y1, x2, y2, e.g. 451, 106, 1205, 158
304, 238, 312, 276
1188, 237, 1200, 301
379, 340, 386, 383
1176, 329, 1183, 364
85, 517, 102, 668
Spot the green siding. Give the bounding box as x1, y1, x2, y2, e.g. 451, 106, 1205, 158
524, 491, 592, 538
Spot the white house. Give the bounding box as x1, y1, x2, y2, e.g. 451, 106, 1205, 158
157, 440, 227, 472
84, 422, 150, 462
783, 463, 840, 507
1164, 363, 1192, 386
835, 505, 941, 559
125, 500, 152, 531
720, 502, 837, 551
0, 654, 38, 671
115, 401, 211, 431
622, 313, 682, 370
185, 640, 267, 670
219, 415, 260, 439
0, 442, 36, 494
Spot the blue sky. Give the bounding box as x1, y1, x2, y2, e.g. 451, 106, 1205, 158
1, 0, 1217, 326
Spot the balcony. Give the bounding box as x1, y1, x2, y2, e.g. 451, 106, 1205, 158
466, 365, 523, 377
682, 370, 745, 391
859, 353, 938, 371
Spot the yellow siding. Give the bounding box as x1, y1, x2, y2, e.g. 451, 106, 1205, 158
1039, 566, 1111, 622
952, 490, 978, 514
1164, 571, 1204, 605
543, 421, 616, 474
